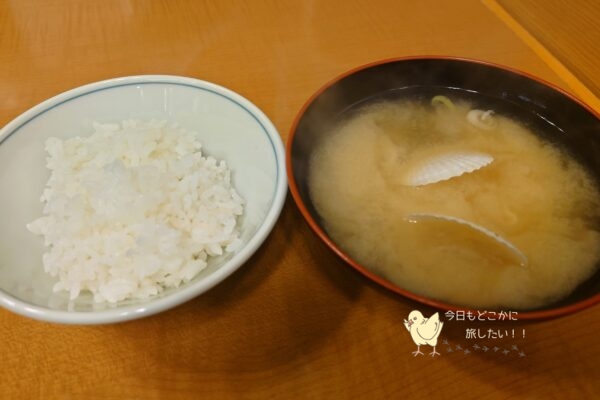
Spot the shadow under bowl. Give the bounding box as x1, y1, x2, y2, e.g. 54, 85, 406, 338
287, 56, 600, 320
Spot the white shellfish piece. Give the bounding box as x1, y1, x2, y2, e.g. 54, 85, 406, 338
399, 151, 493, 186
404, 213, 528, 268
467, 109, 497, 130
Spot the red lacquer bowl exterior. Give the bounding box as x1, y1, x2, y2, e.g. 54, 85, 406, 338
287, 56, 600, 320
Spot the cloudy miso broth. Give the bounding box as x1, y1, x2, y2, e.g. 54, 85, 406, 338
308, 96, 600, 309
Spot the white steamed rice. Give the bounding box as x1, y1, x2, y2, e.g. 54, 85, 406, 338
27, 119, 244, 303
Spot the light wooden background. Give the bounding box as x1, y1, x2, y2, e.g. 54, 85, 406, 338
1, 1, 599, 398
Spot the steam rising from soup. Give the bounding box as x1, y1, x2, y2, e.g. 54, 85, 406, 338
308, 97, 600, 309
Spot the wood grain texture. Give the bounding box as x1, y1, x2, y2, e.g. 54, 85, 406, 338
498, 0, 600, 98
1, 1, 599, 399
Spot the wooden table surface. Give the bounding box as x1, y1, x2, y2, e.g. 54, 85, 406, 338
1, 1, 599, 398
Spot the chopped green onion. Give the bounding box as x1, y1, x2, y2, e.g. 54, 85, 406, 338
431, 95, 455, 109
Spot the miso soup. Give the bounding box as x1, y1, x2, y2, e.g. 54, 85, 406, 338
308, 96, 600, 309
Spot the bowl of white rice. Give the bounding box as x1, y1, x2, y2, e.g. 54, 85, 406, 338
0, 75, 286, 324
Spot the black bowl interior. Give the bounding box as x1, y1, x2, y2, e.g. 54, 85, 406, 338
290, 58, 600, 313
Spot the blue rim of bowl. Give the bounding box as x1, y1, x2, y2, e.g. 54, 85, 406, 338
0, 75, 287, 324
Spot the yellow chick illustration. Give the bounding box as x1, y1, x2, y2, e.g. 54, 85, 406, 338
404, 310, 444, 357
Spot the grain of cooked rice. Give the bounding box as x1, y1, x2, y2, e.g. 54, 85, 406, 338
27, 120, 244, 303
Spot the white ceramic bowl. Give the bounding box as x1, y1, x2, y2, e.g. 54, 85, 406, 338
0, 75, 286, 324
